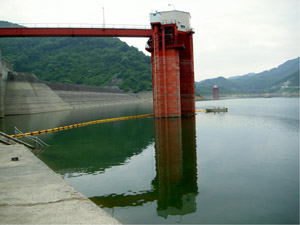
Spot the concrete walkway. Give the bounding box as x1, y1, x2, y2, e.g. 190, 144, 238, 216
0, 143, 121, 224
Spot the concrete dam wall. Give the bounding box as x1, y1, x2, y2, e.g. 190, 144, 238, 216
0, 53, 71, 117
0, 52, 12, 117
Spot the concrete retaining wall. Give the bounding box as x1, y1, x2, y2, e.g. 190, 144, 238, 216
4, 72, 72, 115
0, 52, 72, 117
0, 50, 13, 117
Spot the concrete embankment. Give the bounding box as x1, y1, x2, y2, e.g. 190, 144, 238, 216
47, 82, 153, 109
4, 73, 72, 115
1, 53, 151, 116
0, 143, 121, 224
55, 90, 152, 108
1, 53, 73, 117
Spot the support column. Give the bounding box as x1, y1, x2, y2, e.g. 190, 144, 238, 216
148, 20, 195, 118
179, 32, 195, 116
151, 24, 181, 118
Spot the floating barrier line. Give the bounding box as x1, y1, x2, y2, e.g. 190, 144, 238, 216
10, 110, 208, 138
196, 109, 206, 112
10, 113, 154, 138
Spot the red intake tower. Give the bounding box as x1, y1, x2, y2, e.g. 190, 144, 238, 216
147, 10, 195, 118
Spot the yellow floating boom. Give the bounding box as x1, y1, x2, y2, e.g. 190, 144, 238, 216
10, 113, 153, 138
195, 109, 207, 112
10, 109, 207, 138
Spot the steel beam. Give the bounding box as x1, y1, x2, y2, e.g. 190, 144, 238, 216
0, 28, 152, 38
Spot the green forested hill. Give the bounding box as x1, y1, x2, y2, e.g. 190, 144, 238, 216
196, 57, 299, 96
0, 21, 152, 93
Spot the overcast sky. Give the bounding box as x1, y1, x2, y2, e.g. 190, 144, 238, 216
0, 0, 299, 81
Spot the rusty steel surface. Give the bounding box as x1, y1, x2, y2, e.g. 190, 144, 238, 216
179, 32, 195, 116
0, 28, 152, 38
150, 23, 195, 118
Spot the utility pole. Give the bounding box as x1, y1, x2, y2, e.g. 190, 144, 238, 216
102, 7, 105, 28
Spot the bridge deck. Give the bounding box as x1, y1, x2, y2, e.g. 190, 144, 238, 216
0, 28, 152, 38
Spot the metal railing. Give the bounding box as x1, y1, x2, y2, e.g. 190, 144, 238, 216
5, 23, 151, 30
160, 19, 177, 25
14, 127, 49, 149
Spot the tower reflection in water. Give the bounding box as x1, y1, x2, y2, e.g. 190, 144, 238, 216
90, 116, 198, 218
154, 117, 198, 217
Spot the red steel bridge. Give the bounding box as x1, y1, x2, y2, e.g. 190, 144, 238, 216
0, 26, 152, 38
0, 10, 195, 118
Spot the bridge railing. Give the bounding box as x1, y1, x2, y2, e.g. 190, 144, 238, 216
3, 23, 151, 30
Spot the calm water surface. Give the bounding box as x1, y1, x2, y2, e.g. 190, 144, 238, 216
1, 98, 299, 224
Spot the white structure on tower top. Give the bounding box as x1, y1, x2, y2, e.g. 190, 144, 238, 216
150, 10, 191, 32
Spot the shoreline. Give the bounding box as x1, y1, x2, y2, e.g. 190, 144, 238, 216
198, 92, 299, 101
0, 143, 121, 224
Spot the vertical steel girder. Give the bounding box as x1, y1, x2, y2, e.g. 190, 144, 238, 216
149, 23, 195, 118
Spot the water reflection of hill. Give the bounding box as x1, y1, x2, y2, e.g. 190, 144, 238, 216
38, 117, 154, 175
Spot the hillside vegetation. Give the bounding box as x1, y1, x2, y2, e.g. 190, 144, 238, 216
196, 57, 299, 96
1, 21, 299, 96
0, 21, 152, 93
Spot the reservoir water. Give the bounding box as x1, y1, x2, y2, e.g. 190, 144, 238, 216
1, 98, 299, 224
